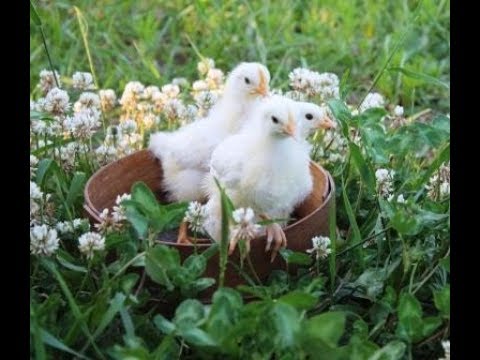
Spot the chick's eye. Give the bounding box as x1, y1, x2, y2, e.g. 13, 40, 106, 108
244, 77, 250, 84
305, 113, 313, 120
271, 116, 279, 124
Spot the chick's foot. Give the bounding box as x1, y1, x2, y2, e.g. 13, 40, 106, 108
265, 223, 287, 262
176, 221, 192, 244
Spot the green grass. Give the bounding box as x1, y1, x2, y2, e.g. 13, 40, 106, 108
30, 1, 450, 359
30, 0, 449, 111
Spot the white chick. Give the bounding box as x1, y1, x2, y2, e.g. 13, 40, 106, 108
203, 96, 313, 260
264, 96, 337, 151
149, 62, 270, 243
293, 101, 337, 152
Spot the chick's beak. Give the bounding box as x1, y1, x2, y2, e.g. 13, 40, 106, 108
253, 69, 269, 97
282, 112, 297, 137
317, 115, 337, 130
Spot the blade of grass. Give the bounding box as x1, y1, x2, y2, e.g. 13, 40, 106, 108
214, 177, 234, 287
31, 1, 59, 88
342, 175, 365, 270
41, 328, 91, 360
328, 193, 337, 294
349, 142, 376, 193
80, 293, 127, 353
119, 307, 135, 338
31, 303, 47, 360
73, 6, 98, 88
40, 258, 105, 359
388, 66, 449, 90
356, 0, 424, 110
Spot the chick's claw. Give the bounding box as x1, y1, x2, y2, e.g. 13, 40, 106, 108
228, 237, 251, 256
265, 223, 287, 262
176, 221, 192, 244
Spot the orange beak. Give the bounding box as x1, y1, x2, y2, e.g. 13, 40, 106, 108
282, 112, 297, 137
253, 68, 269, 97
317, 115, 337, 130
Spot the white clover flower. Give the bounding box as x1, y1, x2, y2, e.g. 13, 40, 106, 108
74, 92, 101, 113
393, 105, 404, 117
316, 130, 348, 163
192, 80, 209, 92
99, 89, 117, 112
30, 181, 43, 200
94, 207, 125, 234
439, 182, 450, 198
164, 98, 186, 120
32, 139, 53, 150
136, 102, 154, 114
315, 72, 340, 100
289, 68, 313, 92
142, 113, 157, 129
194, 91, 219, 112
33, 98, 47, 112
142, 85, 160, 100
56, 218, 88, 235
184, 201, 207, 234
151, 91, 169, 112
206, 68, 224, 88
425, 161, 450, 201
30, 224, 59, 256
54, 142, 88, 170
38, 69, 61, 95
95, 144, 118, 165
359, 92, 385, 113
120, 81, 145, 110
172, 77, 189, 88
328, 153, 346, 163
387, 194, 406, 204
161, 84, 180, 99
440, 340, 450, 360
284, 90, 307, 101
30, 181, 43, 219
119, 119, 137, 134
56, 221, 74, 234
43, 87, 70, 115
112, 193, 131, 223
197, 58, 215, 75
177, 104, 198, 125
118, 132, 142, 150
307, 235, 331, 259
64, 108, 101, 139
230, 208, 261, 246
30, 155, 38, 178
72, 72, 95, 90
73, 218, 89, 231
375, 168, 395, 198
288, 68, 339, 100
78, 232, 105, 259
30, 119, 62, 137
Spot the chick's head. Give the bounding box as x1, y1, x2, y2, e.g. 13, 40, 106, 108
295, 102, 337, 139
225, 62, 270, 99
259, 98, 297, 138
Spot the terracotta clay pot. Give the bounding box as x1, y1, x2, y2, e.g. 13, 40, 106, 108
84, 149, 335, 294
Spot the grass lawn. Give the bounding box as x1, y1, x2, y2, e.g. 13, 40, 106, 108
30, 1, 450, 359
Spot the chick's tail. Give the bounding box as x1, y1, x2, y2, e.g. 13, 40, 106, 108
162, 158, 205, 202
148, 132, 172, 160
202, 197, 222, 243
200, 172, 224, 242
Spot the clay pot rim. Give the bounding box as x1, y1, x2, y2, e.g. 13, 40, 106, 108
84, 151, 335, 248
